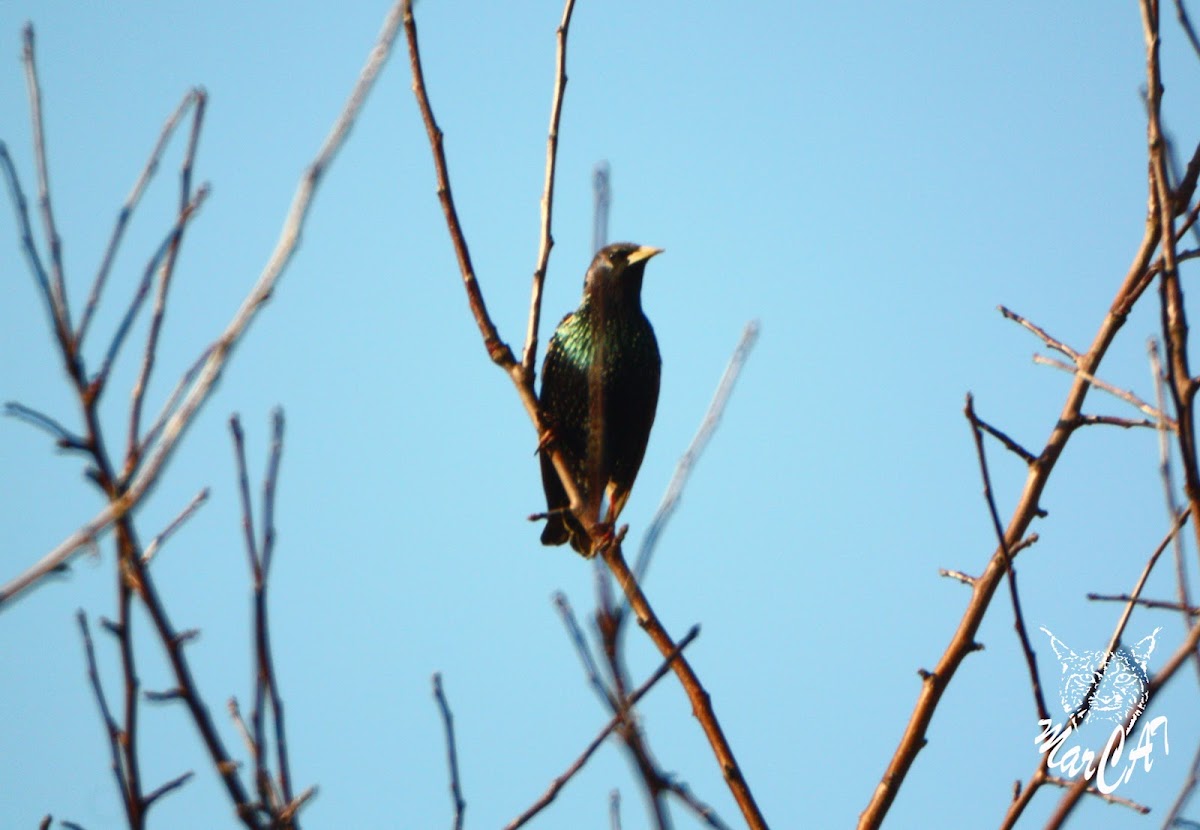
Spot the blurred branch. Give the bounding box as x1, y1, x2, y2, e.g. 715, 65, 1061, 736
593, 161, 610, 253
631, 320, 760, 586
1176, 0, 1200, 61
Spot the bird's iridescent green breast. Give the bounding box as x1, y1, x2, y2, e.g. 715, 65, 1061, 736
547, 303, 660, 375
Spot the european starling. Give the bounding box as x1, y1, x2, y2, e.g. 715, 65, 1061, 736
538, 242, 663, 555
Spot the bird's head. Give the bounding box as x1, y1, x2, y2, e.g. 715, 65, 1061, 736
583, 242, 664, 307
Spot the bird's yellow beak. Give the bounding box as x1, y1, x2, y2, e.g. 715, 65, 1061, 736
626, 246, 664, 265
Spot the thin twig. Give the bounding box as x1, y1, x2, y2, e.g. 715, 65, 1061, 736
229, 416, 270, 811
93, 186, 209, 396
23, 25, 70, 331
521, 0, 578, 381
76, 611, 133, 824
973, 414, 1036, 465
0, 142, 53, 322
78, 88, 203, 345
1044, 775, 1149, 813
432, 673, 466, 830
228, 698, 259, 765
126, 94, 209, 470
938, 569, 976, 587
663, 780, 734, 830
141, 487, 209, 564
261, 411, 292, 807
1033, 354, 1171, 425
1, 135, 84, 394
143, 771, 195, 809
1087, 592, 1199, 615
999, 305, 1080, 362
965, 394, 1049, 723
1076, 413, 1158, 429
137, 345, 213, 459
4, 401, 87, 451
940, 536, 1040, 588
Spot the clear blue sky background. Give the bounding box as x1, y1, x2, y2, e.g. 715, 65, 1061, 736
3, 2, 1200, 828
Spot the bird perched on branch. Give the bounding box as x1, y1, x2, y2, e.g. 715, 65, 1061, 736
538, 242, 663, 556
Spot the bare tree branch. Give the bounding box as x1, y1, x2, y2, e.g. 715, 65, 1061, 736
632, 320, 759, 584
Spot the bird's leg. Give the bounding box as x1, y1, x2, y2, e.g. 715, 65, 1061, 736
587, 521, 628, 557
604, 482, 631, 526
587, 520, 616, 556
535, 424, 558, 455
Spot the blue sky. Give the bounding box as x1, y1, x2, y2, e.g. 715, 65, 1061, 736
2, 2, 1200, 828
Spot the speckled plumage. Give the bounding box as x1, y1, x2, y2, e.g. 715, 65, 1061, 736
538, 243, 663, 555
